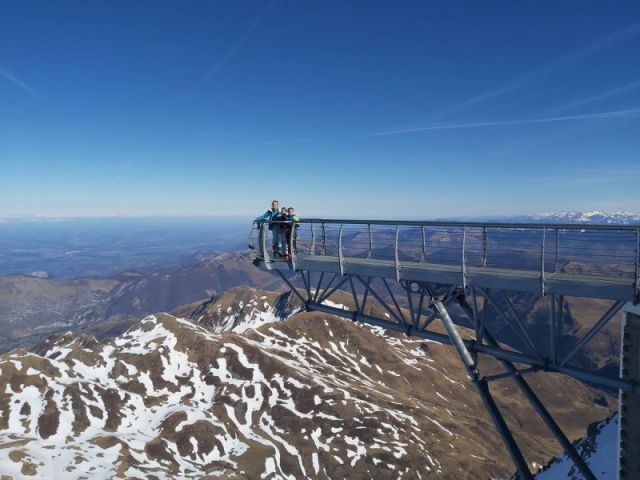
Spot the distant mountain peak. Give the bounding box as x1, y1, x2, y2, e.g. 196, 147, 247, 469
532, 210, 640, 224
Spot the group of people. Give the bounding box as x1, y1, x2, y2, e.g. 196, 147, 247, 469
254, 200, 300, 260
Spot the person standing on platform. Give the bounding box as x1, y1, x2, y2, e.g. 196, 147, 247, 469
282, 207, 300, 260
254, 200, 282, 257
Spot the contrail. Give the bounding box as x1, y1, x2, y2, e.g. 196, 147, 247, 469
543, 79, 640, 115
369, 108, 640, 136
204, 0, 277, 80
438, 21, 640, 116
0, 65, 38, 97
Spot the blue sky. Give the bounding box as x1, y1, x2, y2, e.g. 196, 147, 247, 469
1, 1, 639, 218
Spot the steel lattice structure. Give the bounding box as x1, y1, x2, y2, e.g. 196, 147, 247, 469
249, 218, 640, 479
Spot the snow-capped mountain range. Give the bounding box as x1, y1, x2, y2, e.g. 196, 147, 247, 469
440, 210, 640, 225
530, 211, 640, 225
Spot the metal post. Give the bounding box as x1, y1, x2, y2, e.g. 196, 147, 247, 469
394, 225, 400, 282
462, 227, 468, 288
555, 296, 564, 364
471, 287, 479, 340
338, 224, 344, 276
289, 228, 296, 269
261, 223, 271, 268
310, 222, 316, 255
550, 294, 557, 364
541, 227, 547, 296
635, 228, 640, 304
368, 223, 373, 259
554, 228, 560, 273
482, 227, 488, 268
415, 289, 425, 330
321, 222, 327, 255
421, 226, 427, 263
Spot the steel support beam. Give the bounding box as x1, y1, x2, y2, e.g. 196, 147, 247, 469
457, 298, 597, 480
480, 288, 542, 362
432, 297, 532, 480
275, 270, 307, 304
306, 301, 452, 345
559, 300, 625, 367
305, 280, 633, 391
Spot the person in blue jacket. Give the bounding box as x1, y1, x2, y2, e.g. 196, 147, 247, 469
254, 200, 282, 256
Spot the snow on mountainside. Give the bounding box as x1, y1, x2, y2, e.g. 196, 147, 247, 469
532, 415, 618, 479
531, 211, 640, 225
0, 287, 616, 479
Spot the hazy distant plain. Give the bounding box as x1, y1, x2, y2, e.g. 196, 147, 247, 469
0, 217, 249, 278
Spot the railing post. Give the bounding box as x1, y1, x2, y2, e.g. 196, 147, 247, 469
368, 223, 373, 259
289, 226, 296, 270
394, 225, 400, 282
550, 294, 557, 364
338, 224, 344, 276
554, 228, 560, 273
421, 226, 427, 263
321, 222, 327, 256
310, 222, 316, 255
462, 226, 468, 288
482, 226, 488, 268
260, 222, 271, 268
635, 228, 640, 304
541, 227, 546, 296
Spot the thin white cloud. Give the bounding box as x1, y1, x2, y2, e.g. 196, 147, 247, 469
0, 64, 38, 97
205, 0, 277, 80
369, 108, 640, 136
439, 21, 640, 116
543, 79, 640, 115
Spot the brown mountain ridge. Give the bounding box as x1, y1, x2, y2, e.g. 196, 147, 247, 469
0, 286, 614, 479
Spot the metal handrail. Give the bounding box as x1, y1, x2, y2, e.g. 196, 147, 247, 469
251, 219, 640, 290
279, 218, 640, 231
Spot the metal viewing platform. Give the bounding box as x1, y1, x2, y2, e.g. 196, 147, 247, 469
253, 219, 639, 303
249, 218, 640, 479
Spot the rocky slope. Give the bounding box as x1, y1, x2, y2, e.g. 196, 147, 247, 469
0, 287, 615, 479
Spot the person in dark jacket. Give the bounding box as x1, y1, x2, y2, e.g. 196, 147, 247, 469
254, 200, 282, 256
281, 207, 300, 260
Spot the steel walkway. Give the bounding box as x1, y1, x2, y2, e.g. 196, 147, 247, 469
251, 219, 639, 303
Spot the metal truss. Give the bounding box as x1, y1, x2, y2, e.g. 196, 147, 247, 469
275, 269, 631, 479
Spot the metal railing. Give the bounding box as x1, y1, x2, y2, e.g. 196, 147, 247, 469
250, 219, 640, 294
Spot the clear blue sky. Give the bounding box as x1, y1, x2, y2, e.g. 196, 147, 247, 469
1, 1, 639, 218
